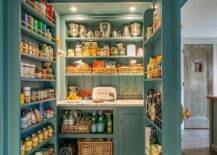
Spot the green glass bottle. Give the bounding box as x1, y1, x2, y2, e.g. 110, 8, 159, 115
97, 111, 105, 133
91, 111, 97, 134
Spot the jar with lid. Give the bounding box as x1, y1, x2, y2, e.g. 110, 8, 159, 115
23, 87, 31, 103
21, 140, 25, 155
43, 127, 49, 140
21, 110, 28, 129
31, 133, 39, 147
25, 137, 32, 152
75, 44, 82, 56
47, 125, 54, 137
38, 130, 44, 143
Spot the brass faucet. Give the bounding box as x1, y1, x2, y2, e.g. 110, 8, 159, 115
124, 85, 128, 99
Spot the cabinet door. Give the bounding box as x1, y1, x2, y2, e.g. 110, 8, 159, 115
119, 108, 144, 155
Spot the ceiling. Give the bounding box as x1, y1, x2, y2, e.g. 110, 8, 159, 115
181, 0, 217, 38
53, 2, 152, 15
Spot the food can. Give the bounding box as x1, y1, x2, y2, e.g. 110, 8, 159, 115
33, 18, 38, 33
38, 21, 43, 35
28, 16, 34, 31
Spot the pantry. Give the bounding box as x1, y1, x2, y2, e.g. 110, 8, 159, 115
2, 0, 181, 155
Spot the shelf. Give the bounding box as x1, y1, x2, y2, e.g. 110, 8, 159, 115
21, 117, 55, 134
21, 78, 56, 82
144, 115, 162, 134
58, 133, 114, 139
21, 98, 56, 108
65, 37, 143, 42
21, 53, 55, 63
144, 28, 161, 45
25, 136, 55, 155
21, 26, 56, 46
144, 78, 162, 82
65, 74, 144, 77
21, 0, 56, 28
65, 56, 143, 59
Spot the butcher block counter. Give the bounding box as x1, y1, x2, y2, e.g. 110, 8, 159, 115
207, 96, 217, 153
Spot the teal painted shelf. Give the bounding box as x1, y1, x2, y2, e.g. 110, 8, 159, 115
58, 133, 114, 139
21, 117, 55, 134
21, 26, 56, 46
65, 56, 143, 59
21, 0, 56, 28
21, 53, 55, 63
144, 115, 162, 134
25, 136, 55, 155
144, 78, 162, 82
144, 28, 161, 45
65, 74, 144, 77
21, 78, 56, 82
21, 98, 56, 108
65, 37, 143, 42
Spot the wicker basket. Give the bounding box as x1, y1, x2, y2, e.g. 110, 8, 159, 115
92, 67, 106, 74
61, 121, 91, 134
78, 139, 113, 155
66, 67, 92, 74
117, 67, 131, 74
129, 66, 144, 74
105, 67, 118, 74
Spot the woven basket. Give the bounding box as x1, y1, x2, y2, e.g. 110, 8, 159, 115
92, 67, 106, 74
61, 121, 91, 134
117, 67, 131, 74
130, 66, 144, 74
78, 139, 113, 155
66, 67, 92, 74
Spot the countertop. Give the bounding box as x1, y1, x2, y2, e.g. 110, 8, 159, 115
57, 99, 144, 107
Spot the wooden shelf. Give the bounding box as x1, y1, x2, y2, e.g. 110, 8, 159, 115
58, 133, 114, 139
21, 0, 56, 28
144, 115, 162, 134
21, 78, 56, 82
25, 136, 55, 155
65, 56, 143, 59
21, 117, 55, 134
144, 28, 161, 45
65, 37, 143, 42
65, 74, 144, 77
21, 98, 56, 108
21, 53, 55, 63
144, 78, 162, 82
21, 26, 56, 46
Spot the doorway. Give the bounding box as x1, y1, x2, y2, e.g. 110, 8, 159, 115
182, 44, 213, 155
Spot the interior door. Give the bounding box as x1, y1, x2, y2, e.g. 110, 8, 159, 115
184, 44, 213, 128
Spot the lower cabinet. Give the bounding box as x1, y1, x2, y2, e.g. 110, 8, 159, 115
118, 107, 144, 155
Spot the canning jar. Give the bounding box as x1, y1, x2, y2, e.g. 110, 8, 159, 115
23, 87, 31, 103
25, 137, 32, 152
43, 128, 49, 140
31, 133, 39, 147
38, 130, 44, 143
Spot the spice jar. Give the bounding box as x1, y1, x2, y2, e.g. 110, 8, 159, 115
23, 87, 31, 103
47, 125, 54, 137
25, 137, 32, 152
38, 130, 44, 143
21, 141, 25, 155
31, 133, 39, 147
43, 127, 49, 140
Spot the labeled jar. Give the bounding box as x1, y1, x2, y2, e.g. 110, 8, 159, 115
25, 137, 32, 152
38, 130, 44, 143
23, 87, 31, 103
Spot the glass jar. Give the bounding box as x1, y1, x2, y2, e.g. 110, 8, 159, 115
21, 111, 28, 129
43, 128, 49, 140
35, 90, 40, 101
31, 133, 39, 147
31, 90, 36, 102
47, 125, 54, 137
38, 130, 44, 143
50, 89, 55, 98
23, 87, 31, 103
21, 141, 25, 155
25, 137, 32, 152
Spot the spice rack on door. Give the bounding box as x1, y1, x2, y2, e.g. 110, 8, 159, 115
20, 0, 57, 154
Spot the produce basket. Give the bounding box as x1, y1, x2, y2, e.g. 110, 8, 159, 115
105, 67, 118, 74
117, 66, 131, 74
129, 66, 144, 74
61, 121, 91, 134
78, 139, 113, 155
66, 66, 92, 74
92, 67, 106, 74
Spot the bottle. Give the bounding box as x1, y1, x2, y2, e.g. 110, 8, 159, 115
106, 112, 113, 134
97, 111, 105, 133
91, 111, 97, 134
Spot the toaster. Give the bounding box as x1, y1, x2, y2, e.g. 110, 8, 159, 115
92, 87, 117, 101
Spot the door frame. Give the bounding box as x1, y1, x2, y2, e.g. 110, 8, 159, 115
181, 38, 217, 129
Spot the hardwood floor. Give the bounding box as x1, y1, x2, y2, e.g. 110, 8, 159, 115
182, 129, 217, 155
